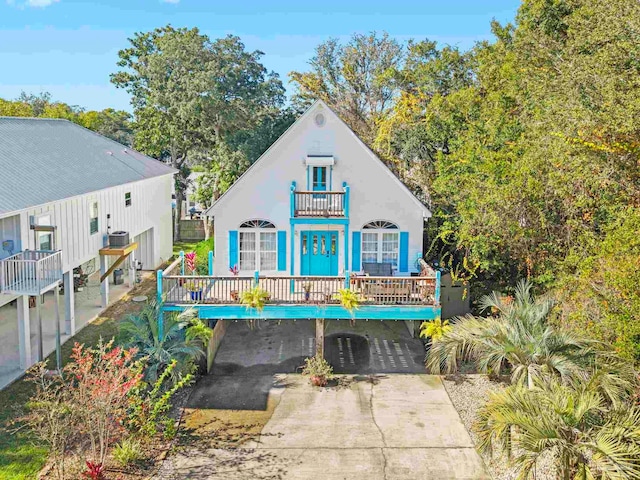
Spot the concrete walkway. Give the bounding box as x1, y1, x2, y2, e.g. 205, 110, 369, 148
157, 374, 489, 479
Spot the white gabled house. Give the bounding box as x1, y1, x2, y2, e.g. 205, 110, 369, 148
0, 117, 175, 386
205, 100, 431, 278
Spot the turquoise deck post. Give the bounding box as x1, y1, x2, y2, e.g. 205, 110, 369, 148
254, 270, 260, 287
208, 250, 214, 276
179, 250, 185, 275
435, 271, 441, 306
343, 182, 350, 218
345, 271, 350, 290
156, 269, 164, 339
290, 181, 296, 218
289, 184, 296, 295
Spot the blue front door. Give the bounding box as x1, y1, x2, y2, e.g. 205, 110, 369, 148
301, 231, 338, 275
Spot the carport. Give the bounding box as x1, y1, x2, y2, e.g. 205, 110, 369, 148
209, 319, 426, 376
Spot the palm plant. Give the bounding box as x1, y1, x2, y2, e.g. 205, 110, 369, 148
119, 302, 211, 383
475, 380, 640, 480
426, 280, 596, 388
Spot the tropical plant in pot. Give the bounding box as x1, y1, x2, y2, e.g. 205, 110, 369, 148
185, 281, 203, 301
302, 355, 333, 387
302, 283, 312, 302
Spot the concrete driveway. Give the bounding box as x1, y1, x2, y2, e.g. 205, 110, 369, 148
157, 321, 489, 479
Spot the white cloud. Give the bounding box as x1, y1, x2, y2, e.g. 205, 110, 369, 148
162, 0, 180, 3
26, 0, 59, 6
7, 0, 60, 7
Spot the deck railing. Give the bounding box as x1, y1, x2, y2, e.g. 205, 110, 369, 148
293, 191, 346, 217
0, 250, 63, 295
160, 272, 438, 306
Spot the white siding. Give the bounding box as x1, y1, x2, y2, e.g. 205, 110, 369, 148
0, 174, 174, 274
210, 102, 428, 276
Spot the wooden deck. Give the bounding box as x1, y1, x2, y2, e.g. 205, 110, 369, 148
161, 272, 438, 306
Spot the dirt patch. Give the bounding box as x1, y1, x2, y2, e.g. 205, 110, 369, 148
178, 393, 281, 450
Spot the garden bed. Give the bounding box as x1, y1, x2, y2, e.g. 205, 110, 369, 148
443, 374, 554, 480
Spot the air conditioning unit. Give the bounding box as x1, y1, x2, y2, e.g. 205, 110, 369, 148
109, 231, 130, 247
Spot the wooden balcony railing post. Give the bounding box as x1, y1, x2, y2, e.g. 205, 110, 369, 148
179, 251, 185, 275
208, 251, 214, 276
435, 271, 441, 306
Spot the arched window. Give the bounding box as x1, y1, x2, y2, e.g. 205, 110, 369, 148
361, 221, 400, 267
239, 219, 276, 229
238, 219, 277, 271
362, 221, 398, 229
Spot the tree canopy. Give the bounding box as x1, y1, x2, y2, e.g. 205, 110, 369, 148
0, 92, 133, 146
111, 25, 287, 238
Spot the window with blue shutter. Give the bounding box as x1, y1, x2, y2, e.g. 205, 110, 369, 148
228, 230, 238, 269
399, 232, 409, 272
277, 231, 286, 271
352, 231, 361, 271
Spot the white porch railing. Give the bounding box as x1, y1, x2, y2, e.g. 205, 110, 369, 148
0, 250, 63, 295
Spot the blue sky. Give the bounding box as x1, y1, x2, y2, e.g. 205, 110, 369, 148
0, 0, 520, 112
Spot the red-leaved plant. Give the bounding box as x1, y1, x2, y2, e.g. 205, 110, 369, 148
64, 339, 142, 467
81, 460, 106, 480
185, 252, 197, 274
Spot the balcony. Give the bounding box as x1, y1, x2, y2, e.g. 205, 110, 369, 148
290, 181, 349, 218
0, 250, 63, 296
158, 256, 441, 321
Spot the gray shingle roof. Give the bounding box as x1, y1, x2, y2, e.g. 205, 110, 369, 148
0, 117, 176, 215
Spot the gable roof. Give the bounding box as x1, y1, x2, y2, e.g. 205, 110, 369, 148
0, 117, 176, 215
205, 100, 431, 217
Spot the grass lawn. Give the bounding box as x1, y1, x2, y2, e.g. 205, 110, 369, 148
173, 241, 199, 258
0, 276, 158, 480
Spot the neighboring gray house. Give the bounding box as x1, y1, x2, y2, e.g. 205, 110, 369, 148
0, 117, 175, 388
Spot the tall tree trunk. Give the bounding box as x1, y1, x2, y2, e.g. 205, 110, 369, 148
174, 189, 184, 241
204, 217, 212, 240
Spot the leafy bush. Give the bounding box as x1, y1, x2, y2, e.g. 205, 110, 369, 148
558, 208, 640, 360
194, 239, 214, 275
20, 340, 142, 477
419, 317, 451, 342
65, 340, 142, 467
125, 360, 193, 438
302, 355, 333, 386
112, 438, 143, 467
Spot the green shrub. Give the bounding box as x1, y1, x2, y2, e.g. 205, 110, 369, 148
112, 438, 143, 467
125, 360, 193, 438
194, 239, 214, 275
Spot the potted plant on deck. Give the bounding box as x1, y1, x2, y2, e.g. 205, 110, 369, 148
186, 281, 203, 301
302, 283, 312, 302
302, 355, 333, 387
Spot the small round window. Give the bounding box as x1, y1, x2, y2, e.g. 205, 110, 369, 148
314, 113, 326, 127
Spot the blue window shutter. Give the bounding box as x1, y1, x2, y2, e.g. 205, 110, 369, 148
229, 230, 238, 269
277, 231, 287, 271
352, 231, 361, 271
399, 232, 409, 272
